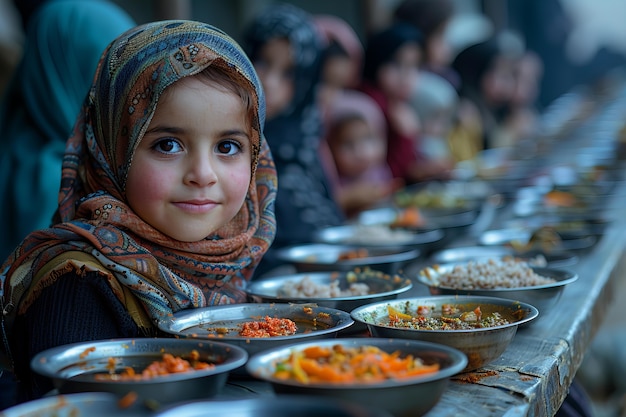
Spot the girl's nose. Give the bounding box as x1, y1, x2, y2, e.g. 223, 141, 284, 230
184, 155, 218, 186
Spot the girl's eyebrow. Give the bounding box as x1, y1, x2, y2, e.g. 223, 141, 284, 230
145, 125, 251, 140
145, 125, 184, 135
222, 129, 252, 139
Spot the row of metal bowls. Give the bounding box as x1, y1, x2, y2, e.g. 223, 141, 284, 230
23, 292, 541, 416
16, 250, 577, 417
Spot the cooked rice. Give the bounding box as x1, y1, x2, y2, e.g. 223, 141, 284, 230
279, 276, 370, 298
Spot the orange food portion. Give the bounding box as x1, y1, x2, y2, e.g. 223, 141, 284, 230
239, 316, 298, 338
273, 344, 439, 384
79, 346, 96, 359
95, 350, 214, 381
544, 190, 577, 207
117, 391, 138, 409
391, 207, 425, 228
338, 248, 370, 260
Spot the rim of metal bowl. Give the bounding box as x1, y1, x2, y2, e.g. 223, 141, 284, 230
416, 265, 579, 291
245, 337, 468, 389
350, 295, 540, 333
275, 243, 421, 266
30, 337, 248, 384
157, 304, 355, 342
246, 271, 414, 303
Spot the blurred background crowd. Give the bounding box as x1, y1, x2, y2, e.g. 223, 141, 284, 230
1, 0, 625, 415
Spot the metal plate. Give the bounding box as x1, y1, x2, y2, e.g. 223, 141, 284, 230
313, 224, 444, 250
274, 243, 420, 274
246, 270, 413, 313
0, 392, 150, 417
478, 228, 597, 253
358, 207, 477, 231
30, 338, 248, 405
430, 246, 578, 268
155, 396, 393, 417
157, 304, 354, 357
350, 296, 538, 371
245, 337, 467, 417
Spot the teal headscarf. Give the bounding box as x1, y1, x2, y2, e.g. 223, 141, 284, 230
0, 0, 136, 260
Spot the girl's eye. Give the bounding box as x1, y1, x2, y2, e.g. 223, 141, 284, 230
153, 138, 183, 154
217, 140, 242, 156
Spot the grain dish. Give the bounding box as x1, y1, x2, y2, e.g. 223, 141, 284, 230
421, 258, 556, 290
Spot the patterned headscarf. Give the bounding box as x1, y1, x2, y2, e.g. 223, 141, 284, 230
0, 21, 277, 331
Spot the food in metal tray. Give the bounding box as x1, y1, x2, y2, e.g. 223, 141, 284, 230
279, 273, 371, 298
272, 344, 440, 384
93, 350, 215, 381
238, 316, 298, 337
421, 258, 557, 289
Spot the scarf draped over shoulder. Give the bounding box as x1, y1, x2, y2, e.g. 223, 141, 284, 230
0, 20, 277, 332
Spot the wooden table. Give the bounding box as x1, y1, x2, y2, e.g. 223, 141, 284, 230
416, 84, 626, 416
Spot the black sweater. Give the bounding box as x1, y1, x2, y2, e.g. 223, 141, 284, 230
9, 269, 158, 402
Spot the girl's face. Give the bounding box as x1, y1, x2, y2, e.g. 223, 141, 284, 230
322, 55, 355, 89
426, 23, 452, 68
482, 56, 516, 107
331, 118, 386, 178
253, 37, 295, 120
377, 43, 421, 102
125, 76, 252, 242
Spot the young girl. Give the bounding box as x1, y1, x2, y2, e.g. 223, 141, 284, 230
324, 90, 401, 217
452, 34, 522, 150
242, 4, 343, 275
361, 22, 452, 184
0, 20, 276, 402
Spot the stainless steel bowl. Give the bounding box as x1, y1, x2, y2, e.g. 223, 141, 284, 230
313, 224, 444, 251
155, 396, 393, 417
245, 338, 467, 417
30, 338, 248, 405
0, 392, 148, 417
246, 270, 413, 313
157, 303, 354, 358
479, 228, 597, 253
429, 246, 579, 268
274, 243, 420, 274
350, 296, 538, 372
416, 262, 578, 315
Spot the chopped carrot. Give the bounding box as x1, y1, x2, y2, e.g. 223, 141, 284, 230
273, 344, 439, 384
117, 391, 138, 409
302, 345, 332, 359
387, 305, 413, 321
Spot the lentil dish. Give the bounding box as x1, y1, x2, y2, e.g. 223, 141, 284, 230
385, 304, 512, 330
421, 258, 557, 290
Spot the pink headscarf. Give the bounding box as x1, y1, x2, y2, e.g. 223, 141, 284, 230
314, 15, 364, 88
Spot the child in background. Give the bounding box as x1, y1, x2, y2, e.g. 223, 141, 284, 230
242, 4, 344, 275
452, 33, 523, 150
410, 71, 463, 165
361, 22, 452, 184
0, 20, 276, 402
314, 14, 364, 120
499, 50, 544, 144
325, 90, 402, 217
392, 0, 459, 88
0, 0, 136, 262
